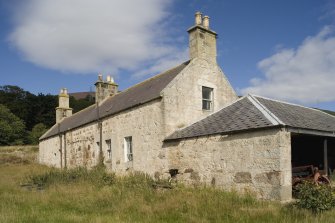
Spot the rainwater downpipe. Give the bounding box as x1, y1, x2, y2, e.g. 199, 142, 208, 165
64, 132, 67, 169
97, 102, 103, 165
58, 123, 62, 169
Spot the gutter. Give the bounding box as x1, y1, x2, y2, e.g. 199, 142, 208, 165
285, 127, 335, 138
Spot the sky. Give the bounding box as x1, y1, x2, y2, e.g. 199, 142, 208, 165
0, 0, 335, 111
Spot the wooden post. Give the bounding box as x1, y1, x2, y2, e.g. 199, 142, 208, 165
324, 138, 328, 175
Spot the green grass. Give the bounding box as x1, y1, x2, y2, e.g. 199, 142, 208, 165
1, 146, 335, 222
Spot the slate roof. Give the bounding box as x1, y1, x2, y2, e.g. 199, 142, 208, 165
40, 60, 190, 140
165, 95, 335, 141
255, 96, 335, 133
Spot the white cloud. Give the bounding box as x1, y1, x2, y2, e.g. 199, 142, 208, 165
8, 0, 187, 76
132, 48, 188, 78
241, 26, 335, 104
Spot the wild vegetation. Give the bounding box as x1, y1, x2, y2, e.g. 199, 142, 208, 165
294, 181, 335, 213
0, 85, 94, 145
1, 146, 335, 223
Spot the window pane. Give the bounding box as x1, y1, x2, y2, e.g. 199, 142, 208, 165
105, 139, 111, 159
125, 136, 133, 161
202, 86, 213, 110
202, 87, 211, 99
202, 100, 211, 110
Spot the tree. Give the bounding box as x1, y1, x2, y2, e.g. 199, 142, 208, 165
0, 85, 94, 143
28, 123, 48, 145
70, 95, 95, 113
0, 104, 26, 145
0, 85, 58, 130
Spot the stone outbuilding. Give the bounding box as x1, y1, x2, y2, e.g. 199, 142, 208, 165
164, 94, 335, 201
39, 12, 335, 202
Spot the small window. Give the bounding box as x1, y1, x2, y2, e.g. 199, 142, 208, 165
202, 86, 213, 110
124, 136, 133, 162
105, 139, 111, 159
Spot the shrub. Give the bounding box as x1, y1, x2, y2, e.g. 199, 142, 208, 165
119, 171, 155, 189
26, 166, 115, 188
295, 181, 335, 213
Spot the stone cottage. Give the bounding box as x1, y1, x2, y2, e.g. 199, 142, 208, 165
39, 12, 335, 201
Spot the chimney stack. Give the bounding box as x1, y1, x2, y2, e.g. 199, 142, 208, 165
188, 12, 217, 63
56, 88, 73, 123
95, 74, 118, 104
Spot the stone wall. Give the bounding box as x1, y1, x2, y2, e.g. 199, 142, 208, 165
162, 58, 237, 136
99, 99, 166, 175
39, 135, 61, 167
65, 122, 98, 168
39, 99, 167, 175
162, 128, 292, 201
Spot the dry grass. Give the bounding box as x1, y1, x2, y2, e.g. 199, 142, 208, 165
1, 146, 335, 223
0, 145, 38, 165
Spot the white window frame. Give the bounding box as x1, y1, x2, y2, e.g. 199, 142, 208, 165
124, 136, 133, 162
105, 139, 112, 159
202, 86, 213, 110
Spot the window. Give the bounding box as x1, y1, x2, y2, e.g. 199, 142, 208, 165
124, 136, 133, 162
105, 139, 111, 159
202, 86, 213, 110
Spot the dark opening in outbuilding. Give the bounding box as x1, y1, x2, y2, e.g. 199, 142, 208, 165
291, 133, 335, 176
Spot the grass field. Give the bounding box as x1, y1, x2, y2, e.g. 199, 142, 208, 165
1, 146, 335, 223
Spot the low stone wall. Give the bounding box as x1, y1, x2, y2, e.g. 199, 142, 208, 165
163, 128, 292, 201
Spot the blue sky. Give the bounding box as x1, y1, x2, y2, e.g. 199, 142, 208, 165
0, 0, 335, 110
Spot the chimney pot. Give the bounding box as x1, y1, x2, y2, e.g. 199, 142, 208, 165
106, 75, 111, 82
203, 15, 210, 29
98, 74, 103, 81
195, 11, 202, 25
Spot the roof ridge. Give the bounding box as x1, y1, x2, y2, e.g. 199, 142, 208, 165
252, 94, 335, 118
98, 60, 190, 109
248, 94, 284, 125
115, 60, 190, 96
